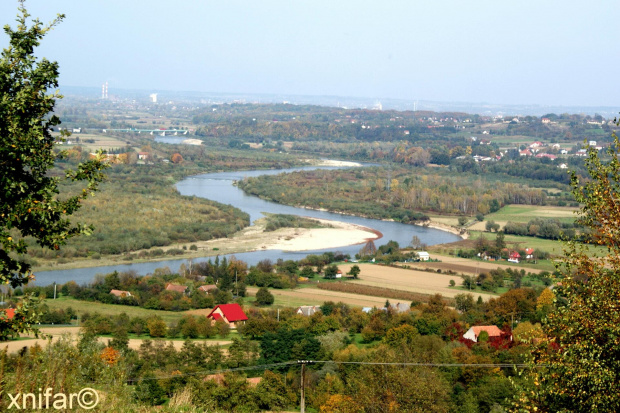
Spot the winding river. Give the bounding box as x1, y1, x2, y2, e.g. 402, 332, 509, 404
32, 162, 461, 286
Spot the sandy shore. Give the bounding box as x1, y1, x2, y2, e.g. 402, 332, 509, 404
307, 159, 363, 167
264, 218, 381, 251
419, 220, 468, 239
31, 217, 382, 272
182, 138, 203, 145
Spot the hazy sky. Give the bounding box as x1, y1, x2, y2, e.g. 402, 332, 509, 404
1, 0, 618, 107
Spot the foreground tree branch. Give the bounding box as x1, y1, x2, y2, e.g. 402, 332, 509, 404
0, 2, 107, 339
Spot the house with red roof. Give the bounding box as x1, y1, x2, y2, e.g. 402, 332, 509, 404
525, 248, 534, 259
463, 325, 503, 342
207, 304, 248, 328
535, 153, 557, 160
165, 284, 188, 294
198, 284, 217, 294
508, 251, 521, 263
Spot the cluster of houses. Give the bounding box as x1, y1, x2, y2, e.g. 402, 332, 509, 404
519, 140, 603, 162
110, 283, 248, 328
478, 248, 534, 264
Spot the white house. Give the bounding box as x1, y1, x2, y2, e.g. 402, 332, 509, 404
417, 251, 430, 261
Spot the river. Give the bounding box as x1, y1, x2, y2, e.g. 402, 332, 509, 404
32, 162, 461, 286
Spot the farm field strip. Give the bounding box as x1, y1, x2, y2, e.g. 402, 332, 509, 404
334, 263, 497, 300
403, 255, 546, 274
2, 326, 231, 354
247, 286, 391, 307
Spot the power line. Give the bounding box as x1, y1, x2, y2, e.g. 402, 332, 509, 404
128, 359, 541, 382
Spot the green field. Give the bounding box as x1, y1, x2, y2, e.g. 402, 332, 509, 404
485, 204, 578, 224
44, 296, 187, 324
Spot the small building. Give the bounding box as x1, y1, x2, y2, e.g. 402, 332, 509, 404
197, 284, 217, 294
519, 149, 532, 156
535, 153, 557, 160
525, 248, 535, 259
335, 270, 343, 279
463, 325, 503, 342
110, 289, 132, 298
390, 303, 410, 313
508, 251, 521, 263
138, 152, 149, 160
165, 284, 188, 294
296, 305, 321, 317
207, 304, 248, 328
417, 251, 430, 261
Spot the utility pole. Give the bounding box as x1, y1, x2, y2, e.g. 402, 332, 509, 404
298, 360, 313, 413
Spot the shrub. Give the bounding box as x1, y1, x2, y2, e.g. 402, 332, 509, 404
255, 287, 275, 306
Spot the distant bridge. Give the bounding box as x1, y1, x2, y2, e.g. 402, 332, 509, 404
103, 128, 189, 136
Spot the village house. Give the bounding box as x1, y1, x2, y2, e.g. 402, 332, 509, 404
417, 251, 430, 261
525, 248, 535, 259
207, 303, 248, 328
390, 303, 410, 313
165, 283, 188, 294
519, 149, 532, 157
508, 251, 521, 264
296, 305, 321, 316
535, 153, 557, 160
109, 289, 132, 298
197, 284, 217, 294
463, 325, 503, 342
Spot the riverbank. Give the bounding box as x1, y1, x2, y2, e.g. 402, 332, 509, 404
265, 218, 381, 251
31, 217, 381, 273
418, 220, 469, 239
307, 159, 363, 167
